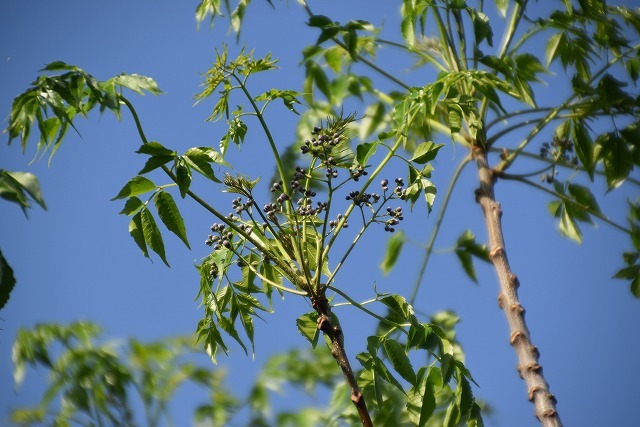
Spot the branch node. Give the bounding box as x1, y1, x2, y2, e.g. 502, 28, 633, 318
528, 385, 543, 401
489, 246, 504, 258
510, 303, 525, 314
509, 272, 520, 288
351, 391, 363, 404
497, 292, 506, 308
510, 330, 527, 345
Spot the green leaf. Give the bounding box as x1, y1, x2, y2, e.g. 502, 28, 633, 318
407, 367, 436, 426
355, 141, 378, 166
136, 141, 175, 156
472, 10, 493, 47
296, 312, 320, 348
307, 14, 333, 28
401, 15, 416, 47
0, 249, 16, 311
112, 176, 156, 200
154, 191, 190, 249
140, 207, 169, 266
567, 183, 601, 215
380, 294, 416, 324
380, 231, 406, 275
119, 197, 143, 215
113, 74, 162, 95
455, 230, 491, 283
129, 211, 149, 259
596, 132, 634, 189
175, 158, 192, 198
138, 155, 175, 174
382, 339, 416, 385
494, 0, 508, 17
411, 142, 444, 164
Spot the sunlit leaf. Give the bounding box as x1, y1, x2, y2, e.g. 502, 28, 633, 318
112, 176, 156, 200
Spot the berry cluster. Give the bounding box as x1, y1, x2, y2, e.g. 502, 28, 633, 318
540, 137, 578, 166
540, 136, 579, 183
346, 190, 381, 207
349, 164, 369, 181
383, 206, 404, 232
329, 213, 348, 229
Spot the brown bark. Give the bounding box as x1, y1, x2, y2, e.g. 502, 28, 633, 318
311, 293, 373, 427
472, 146, 562, 427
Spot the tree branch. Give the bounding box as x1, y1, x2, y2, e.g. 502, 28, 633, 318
472, 146, 562, 427
311, 292, 373, 427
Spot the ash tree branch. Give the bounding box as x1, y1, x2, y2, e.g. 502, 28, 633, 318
472, 145, 562, 427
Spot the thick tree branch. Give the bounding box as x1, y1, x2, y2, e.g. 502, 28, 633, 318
311, 292, 373, 427
472, 146, 562, 427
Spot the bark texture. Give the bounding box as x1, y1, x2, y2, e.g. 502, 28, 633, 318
311, 293, 373, 427
473, 146, 562, 427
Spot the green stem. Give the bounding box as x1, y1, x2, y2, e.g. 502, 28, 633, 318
409, 155, 471, 304
230, 73, 289, 197
327, 285, 408, 334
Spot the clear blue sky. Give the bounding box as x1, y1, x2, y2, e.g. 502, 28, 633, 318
1, 1, 639, 426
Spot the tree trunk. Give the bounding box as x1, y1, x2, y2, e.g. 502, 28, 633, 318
472, 146, 562, 427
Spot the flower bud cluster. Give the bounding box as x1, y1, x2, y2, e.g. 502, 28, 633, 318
205, 223, 233, 250
300, 126, 343, 155
231, 196, 253, 214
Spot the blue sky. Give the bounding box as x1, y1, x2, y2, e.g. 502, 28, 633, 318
1, 1, 639, 426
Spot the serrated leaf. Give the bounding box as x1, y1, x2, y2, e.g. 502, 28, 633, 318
355, 141, 378, 166
112, 176, 156, 200
296, 312, 320, 348
407, 367, 436, 426
175, 158, 192, 198
383, 339, 416, 385
140, 207, 169, 266
154, 191, 190, 249
380, 231, 406, 275
129, 211, 149, 259
0, 249, 16, 310
411, 141, 444, 164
